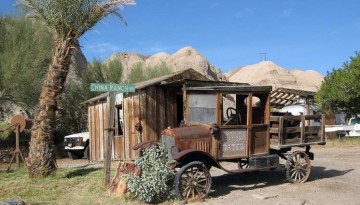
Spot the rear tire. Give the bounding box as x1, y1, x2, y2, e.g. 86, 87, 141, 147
285, 151, 311, 183
68, 150, 84, 159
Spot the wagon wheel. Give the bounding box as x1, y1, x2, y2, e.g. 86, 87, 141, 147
285, 151, 311, 183
174, 161, 212, 200
238, 159, 250, 169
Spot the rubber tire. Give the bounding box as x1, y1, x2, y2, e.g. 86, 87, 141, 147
83, 146, 90, 159
174, 161, 212, 200
67, 150, 84, 159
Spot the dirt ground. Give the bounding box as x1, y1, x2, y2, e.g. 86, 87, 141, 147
1, 146, 359, 205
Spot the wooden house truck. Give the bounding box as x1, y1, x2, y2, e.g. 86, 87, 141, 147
83, 69, 250, 161
84, 68, 325, 163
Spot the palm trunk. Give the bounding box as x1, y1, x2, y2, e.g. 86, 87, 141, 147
27, 37, 74, 177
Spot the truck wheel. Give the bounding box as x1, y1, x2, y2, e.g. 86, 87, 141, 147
68, 150, 84, 159
285, 151, 311, 183
84, 146, 90, 159
174, 161, 212, 200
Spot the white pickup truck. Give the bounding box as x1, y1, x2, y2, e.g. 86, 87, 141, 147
325, 117, 360, 137
347, 118, 360, 137
64, 132, 90, 159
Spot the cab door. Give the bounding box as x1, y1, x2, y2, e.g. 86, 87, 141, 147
217, 92, 270, 160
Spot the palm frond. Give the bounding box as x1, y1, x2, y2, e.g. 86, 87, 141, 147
22, 0, 135, 39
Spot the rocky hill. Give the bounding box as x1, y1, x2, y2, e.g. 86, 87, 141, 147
106, 46, 226, 81
226, 61, 323, 92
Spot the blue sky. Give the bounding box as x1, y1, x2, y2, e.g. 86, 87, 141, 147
1, 0, 360, 75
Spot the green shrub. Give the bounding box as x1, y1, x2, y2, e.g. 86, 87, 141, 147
126, 145, 177, 203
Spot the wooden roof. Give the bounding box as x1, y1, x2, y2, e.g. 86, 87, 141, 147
134, 68, 210, 89
270, 88, 315, 108
82, 68, 210, 104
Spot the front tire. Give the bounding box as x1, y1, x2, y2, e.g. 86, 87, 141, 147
67, 150, 84, 159
174, 161, 212, 200
84, 146, 90, 159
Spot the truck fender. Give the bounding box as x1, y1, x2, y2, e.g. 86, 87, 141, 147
172, 149, 221, 169
133, 140, 159, 150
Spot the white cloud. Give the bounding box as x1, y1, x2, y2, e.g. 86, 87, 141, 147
235, 8, 253, 18
280, 9, 292, 17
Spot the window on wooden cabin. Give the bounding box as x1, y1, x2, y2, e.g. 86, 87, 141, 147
251, 95, 266, 124
188, 94, 216, 125
115, 105, 123, 136
222, 94, 247, 125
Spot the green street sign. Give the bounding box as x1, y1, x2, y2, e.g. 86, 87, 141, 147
90, 83, 135, 93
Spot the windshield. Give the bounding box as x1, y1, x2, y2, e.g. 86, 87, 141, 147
350, 118, 360, 125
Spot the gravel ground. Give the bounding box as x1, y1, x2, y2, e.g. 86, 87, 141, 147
1, 146, 359, 205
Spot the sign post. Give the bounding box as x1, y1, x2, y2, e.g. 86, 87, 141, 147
90, 83, 135, 187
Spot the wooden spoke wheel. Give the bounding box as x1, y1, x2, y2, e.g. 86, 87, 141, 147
175, 161, 212, 200
285, 151, 311, 183
238, 159, 250, 169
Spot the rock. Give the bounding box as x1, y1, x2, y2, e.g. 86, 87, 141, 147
0, 197, 27, 205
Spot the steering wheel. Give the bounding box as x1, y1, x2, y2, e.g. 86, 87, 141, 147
225, 107, 241, 124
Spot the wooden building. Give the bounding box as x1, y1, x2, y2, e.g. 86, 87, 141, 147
83, 69, 249, 161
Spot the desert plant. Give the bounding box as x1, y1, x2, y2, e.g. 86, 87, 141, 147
126, 145, 176, 203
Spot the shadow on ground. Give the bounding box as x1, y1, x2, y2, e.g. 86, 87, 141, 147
308, 166, 353, 181
65, 167, 101, 178
209, 166, 353, 198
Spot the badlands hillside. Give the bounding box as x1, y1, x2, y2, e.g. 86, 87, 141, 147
107, 47, 323, 92
106, 46, 226, 81
226, 61, 323, 92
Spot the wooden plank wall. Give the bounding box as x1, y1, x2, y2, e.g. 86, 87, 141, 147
89, 99, 108, 161
89, 86, 179, 161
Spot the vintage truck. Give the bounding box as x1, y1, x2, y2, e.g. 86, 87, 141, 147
135, 84, 326, 200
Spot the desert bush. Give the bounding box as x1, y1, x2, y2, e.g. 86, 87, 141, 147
126, 145, 176, 203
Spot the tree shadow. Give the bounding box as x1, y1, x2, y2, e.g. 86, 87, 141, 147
308, 166, 353, 182
208, 166, 353, 198
209, 169, 285, 198
65, 167, 101, 178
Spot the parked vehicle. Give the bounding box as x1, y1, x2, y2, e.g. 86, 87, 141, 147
347, 118, 360, 137
280, 104, 321, 126
64, 132, 90, 159
134, 84, 326, 200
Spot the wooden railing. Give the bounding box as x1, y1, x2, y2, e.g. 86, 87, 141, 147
269, 114, 326, 149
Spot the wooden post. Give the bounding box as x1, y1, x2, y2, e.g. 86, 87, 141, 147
104, 92, 115, 187
15, 124, 20, 168
301, 115, 306, 143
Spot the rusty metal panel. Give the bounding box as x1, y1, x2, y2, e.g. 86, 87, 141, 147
195, 140, 210, 153
218, 128, 247, 158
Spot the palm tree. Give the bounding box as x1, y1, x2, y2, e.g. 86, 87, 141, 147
23, 0, 135, 178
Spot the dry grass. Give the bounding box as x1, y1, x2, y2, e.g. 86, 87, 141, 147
0, 167, 137, 205
325, 136, 360, 147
